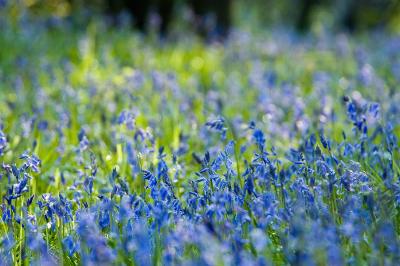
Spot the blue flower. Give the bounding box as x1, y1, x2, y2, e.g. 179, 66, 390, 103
0, 129, 7, 155
206, 117, 227, 140
63, 235, 78, 256
84, 176, 94, 195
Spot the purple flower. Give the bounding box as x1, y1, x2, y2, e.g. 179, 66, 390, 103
63, 235, 78, 256
0, 129, 7, 155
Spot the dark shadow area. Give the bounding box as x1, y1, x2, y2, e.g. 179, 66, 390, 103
2, 0, 400, 38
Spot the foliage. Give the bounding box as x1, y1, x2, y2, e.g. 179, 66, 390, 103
0, 6, 400, 266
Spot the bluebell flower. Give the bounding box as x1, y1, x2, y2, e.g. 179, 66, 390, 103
37, 120, 48, 131
319, 132, 331, 151
0, 129, 7, 155
19, 151, 41, 173
253, 129, 265, 151
118, 110, 136, 130
84, 176, 94, 195
98, 211, 110, 229
206, 117, 227, 140
63, 235, 78, 256
1, 206, 12, 223
14, 174, 29, 194
78, 130, 89, 152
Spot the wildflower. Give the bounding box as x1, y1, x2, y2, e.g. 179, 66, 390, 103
84, 176, 94, 195
118, 110, 136, 130
63, 235, 78, 256
19, 151, 41, 173
78, 130, 89, 152
0, 129, 7, 155
206, 117, 227, 140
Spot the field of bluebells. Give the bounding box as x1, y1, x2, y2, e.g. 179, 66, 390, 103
1, 8, 400, 266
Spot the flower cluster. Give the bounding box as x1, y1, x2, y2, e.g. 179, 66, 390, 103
0, 10, 399, 266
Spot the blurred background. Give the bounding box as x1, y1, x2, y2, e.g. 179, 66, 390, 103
1, 0, 400, 38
